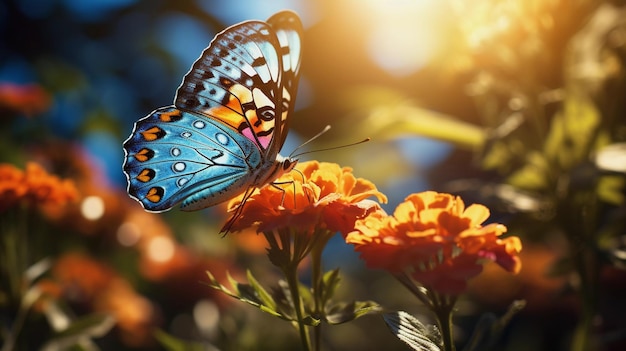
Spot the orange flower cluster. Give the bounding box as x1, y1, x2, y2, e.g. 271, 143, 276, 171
227, 161, 387, 234
39, 253, 156, 347
346, 191, 522, 295
0, 162, 79, 213
0, 83, 51, 117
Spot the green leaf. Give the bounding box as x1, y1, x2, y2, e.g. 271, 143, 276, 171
154, 328, 208, 351
597, 175, 625, 205
302, 315, 322, 327
506, 151, 552, 191
204, 271, 323, 325
370, 104, 485, 149
41, 314, 115, 351
544, 96, 600, 171
272, 280, 319, 326
480, 113, 528, 173
383, 311, 441, 351
272, 280, 296, 318
320, 269, 341, 304
246, 270, 277, 311
205, 271, 284, 319
481, 140, 516, 173
272, 280, 322, 326
297, 280, 314, 308
326, 300, 382, 325
338, 86, 486, 148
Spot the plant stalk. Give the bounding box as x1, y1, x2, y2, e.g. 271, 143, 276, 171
284, 262, 311, 351
432, 292, 457, 351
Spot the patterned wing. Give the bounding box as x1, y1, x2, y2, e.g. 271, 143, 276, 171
174, 18, 285, 156
123, 106, 262, 212
267, 11, 304, 148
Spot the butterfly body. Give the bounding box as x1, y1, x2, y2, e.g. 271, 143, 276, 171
123, 11, 302, 213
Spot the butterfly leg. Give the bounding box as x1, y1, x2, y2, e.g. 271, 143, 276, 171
289, 168, 314, 203
270, 180, 295, 208
220, 186, 257, 235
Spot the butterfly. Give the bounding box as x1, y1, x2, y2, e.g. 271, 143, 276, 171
123, 11, 303, 226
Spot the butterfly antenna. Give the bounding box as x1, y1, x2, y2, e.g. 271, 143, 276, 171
289, 125, 332, 158
290, 125, 371, 158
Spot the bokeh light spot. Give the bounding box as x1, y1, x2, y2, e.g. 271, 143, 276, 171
81, 196, 105, 221
117, 222, 141, 247
147, 236, 175, 263
595, 143, 626, 172
193, 299, 220, 334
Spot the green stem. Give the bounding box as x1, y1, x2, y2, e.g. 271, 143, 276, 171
284, 262, 311, 351
394, 272, 433, 309
431, 292, 456, 351
570, 236, 599, 351
558, 188, 600, 351
311, 256, 322, 351
1, 208, 26, 303
310, 231, 331, 351
1, 287, 40, 351
1, 206, 34, 350
277, 228, 311, 351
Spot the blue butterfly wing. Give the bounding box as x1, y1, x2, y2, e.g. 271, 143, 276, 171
123, 106, 261, 211
123, 11, 303, 212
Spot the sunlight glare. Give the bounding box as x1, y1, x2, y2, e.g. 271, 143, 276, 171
359, 0, 446, 76
368, 25, 439, 77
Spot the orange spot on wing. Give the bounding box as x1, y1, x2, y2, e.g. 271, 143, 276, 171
140, 127, 164, 141
159, 109, 182, 122
136, 169, 153, 183
146, 187, 162, 203
134, 149, 153, 162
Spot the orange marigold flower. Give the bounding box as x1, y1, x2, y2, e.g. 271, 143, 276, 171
226, 161, 387, 234
345, 191, 522, 295
0, 83, 51, 117
0, 162, 79, 213
53, 253, 156, 347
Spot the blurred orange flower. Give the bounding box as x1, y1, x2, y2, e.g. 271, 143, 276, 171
226, 160, 387, 234
0, 83, 51, 117
0, 162, 79, 214
345, 191, 522, 295
51, 253, 157, 347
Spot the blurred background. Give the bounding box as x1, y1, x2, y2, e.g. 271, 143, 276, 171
1, 0, 626, 350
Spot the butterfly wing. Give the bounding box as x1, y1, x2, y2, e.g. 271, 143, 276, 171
124, 12, 303, 212
174, 18, 285, 156
123, 106, 262, 212
266, 11, 304, 148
